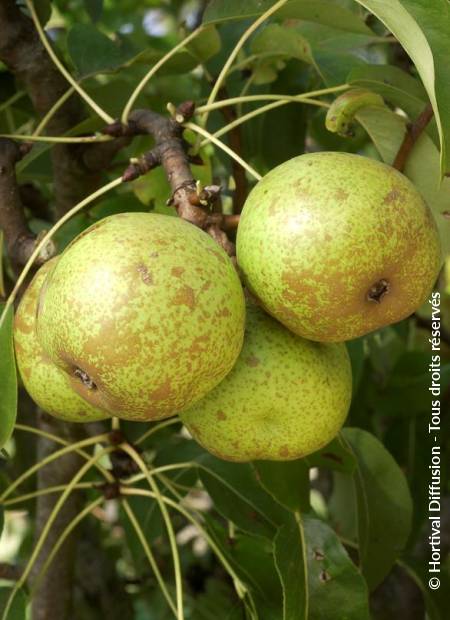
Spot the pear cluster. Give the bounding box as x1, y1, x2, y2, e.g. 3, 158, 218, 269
15, 153, 441, 461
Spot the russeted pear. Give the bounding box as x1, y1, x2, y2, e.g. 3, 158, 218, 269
36, 212, 245, 421
236, 152, 442, 342
180, 304, 352, 461
14, 259, 109, 422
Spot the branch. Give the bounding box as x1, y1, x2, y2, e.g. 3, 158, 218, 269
0, 138, 55, 267
393, 104, 434, 172
111, 107, 237, 255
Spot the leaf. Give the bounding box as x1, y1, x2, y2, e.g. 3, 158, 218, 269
342, 428, 413, 590
305, 435, 356, 474
199, 466, 276, 539
67, 24, 131, 77
356, 106, 450, 255
303, 516, 370, 620
34, 0, 52, 26
354, 0, 450, 176
348, 65, 429, 123
0, 305, 17, 449
128, 27, 221, 74
84, 0, 103, 22
231, 534, 284, 617
274, 513, 308, 619
0, 588, 28, 620
187, 25, 221, 63
251, 24, 314, 65
274, 513, 370, 620
204, 0, 374, 35
252, 460, 310, 512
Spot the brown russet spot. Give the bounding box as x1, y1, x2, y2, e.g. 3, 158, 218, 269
246, 355, 260, 367
319, 570, 331, 583
383, 188, 401, 204
189, 333, 211, 355
171, 266, 185, 278
150, 379, 173, 402
137, 263, 153, 285
216, 306, 231, 318
217, 410, 227, 420
172, 285, 196, 310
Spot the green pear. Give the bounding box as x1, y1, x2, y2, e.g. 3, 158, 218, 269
180, 304, 352, 461
14, 259, 109, 422
36, 212, 245, 421
236, 152, 441, 342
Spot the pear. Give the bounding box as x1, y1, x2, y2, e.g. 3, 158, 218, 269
180, 304, 352, 461
236, 152, 441, 342
36, 212, 245, 421
14, 259, 109, 422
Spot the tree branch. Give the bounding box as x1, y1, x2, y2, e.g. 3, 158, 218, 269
0, 138, 55, 267
112, 107, 237, 255
393, 103, 434, 172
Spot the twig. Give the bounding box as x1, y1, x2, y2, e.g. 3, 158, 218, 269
0, 138, 55, 266
393, 104, 434, 172
110, 107, 237, 255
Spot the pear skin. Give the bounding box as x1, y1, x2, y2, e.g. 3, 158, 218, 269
181, 305, 352, 461
237, 152, 441, 342
36, 213, 245, 421
14, 259, 109, 422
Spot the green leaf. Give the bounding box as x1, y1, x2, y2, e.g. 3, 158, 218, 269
342, 428, 413, 590
128, 27, 221, 75
251, 24, 314, 65
187, 25, 221, 63
274, 513, 308, 619
348, 64, 433, 128
199, 467, 277, 539
252, 460, 310, 512
204, 0, 374, 35
356, 106, 450, 255
84, 0, 103, 22
67, 24, 131, 77
304, 516, 370, 620
0, 588, 28, 620
0, 305, 17, 449
274, 514, 370, 620
34, 0, 52, 26
354, 0, 450, 176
